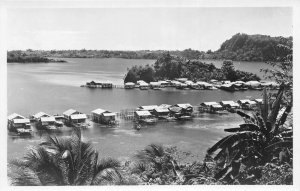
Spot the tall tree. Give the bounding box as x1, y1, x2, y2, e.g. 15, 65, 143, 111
221, 60, 237, 81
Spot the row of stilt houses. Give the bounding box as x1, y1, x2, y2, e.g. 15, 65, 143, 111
8, 98, 263, 135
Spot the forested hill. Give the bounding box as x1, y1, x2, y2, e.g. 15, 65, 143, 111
7, 33, 292, 62
206, 33, 293, 62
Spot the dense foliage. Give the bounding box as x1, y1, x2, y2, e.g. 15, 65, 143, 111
208, 33, 293, 61
7, 50, 66, 63
206, 86, 293, 184
8, 127, 123, 185
7, 49, 205, 61
124, 64, 155, 83
124, 53, 260, 83
262, 44, 293, 105
7, 34, 291, 62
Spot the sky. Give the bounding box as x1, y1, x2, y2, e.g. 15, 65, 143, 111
6, 7, 293, 51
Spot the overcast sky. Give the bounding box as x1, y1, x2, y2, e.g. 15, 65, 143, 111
6, 7, 292, 51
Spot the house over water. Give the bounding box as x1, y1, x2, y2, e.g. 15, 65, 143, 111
32, 111, 50, 121
91, 108, 116, 124
137, 105, 158, 114
63, 109, 87, 124
7, 113, 31, 131
153, 107, 170, 118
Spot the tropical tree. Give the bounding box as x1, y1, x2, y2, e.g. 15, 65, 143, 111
221, 60, 238, 81
206, 85, 293, 184
8, 127, 123, 186
131, 144, 187, 184
262, 43, 293, 105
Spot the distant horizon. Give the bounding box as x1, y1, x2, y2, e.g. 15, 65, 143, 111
7, 8, 292, 51
7, 33, 293, 52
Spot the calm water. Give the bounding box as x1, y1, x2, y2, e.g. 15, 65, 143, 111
7, 58, 269, 162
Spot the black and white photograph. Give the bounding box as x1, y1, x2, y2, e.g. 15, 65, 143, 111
1, 0, 298, 188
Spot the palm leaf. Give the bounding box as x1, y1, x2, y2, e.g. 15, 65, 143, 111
208, 132, 257, 155
261, 87, 269, 124
207, 135, 233, 154
224, 124, 261, 133
236, 110, 252, 120
8, 165, 42, 186
268, 86, 284, 128
134, 144, 165, 163
97, 158, 121, 172
264, 141, 293, 151
214, 166, 230, 180
131, 162, 147, 174
92, 168, 123, 185
277, 105, 292, 127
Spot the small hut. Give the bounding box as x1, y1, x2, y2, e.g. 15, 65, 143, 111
149, 82, 161, 89
70, 114, 87, 123
220, 101, 240, 110
124, 82, 135, 89
139, 82, 150, 90
171, 103, 193, 118
238, 99, 257, 110
153, 107, 170, 118
134, 110, 156, 124
32, 111, 50, 121
63, 109, 86, 124
91, 108, 116, 124
138, 105, 158, 115
201, 102, 223, 113
158, 80, 169, 87
175, 103, 193, 114
40, 116, 56, 126
8, 113, 31, 131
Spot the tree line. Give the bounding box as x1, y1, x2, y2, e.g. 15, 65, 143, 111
124, 53, 261, 83
7, 33, 292, 62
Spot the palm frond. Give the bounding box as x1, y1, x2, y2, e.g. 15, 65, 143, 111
207, 135, 233, 154
92, 168, 123, 185
265, 141, 293, 151
208, 132, 258, 155
8, 165, 42, 186
40, 136, 70, 153
131, 162, 147, 174
277, 105, 292, 127
134, 144, 165, 164
97, 158, 121, 172
224, 124, 261, 133
261, 87, 269, 124
268, 86, 284, 127
236, 110, 252, 120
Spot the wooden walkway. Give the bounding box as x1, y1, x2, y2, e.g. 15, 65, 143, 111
116, 109, 135, 120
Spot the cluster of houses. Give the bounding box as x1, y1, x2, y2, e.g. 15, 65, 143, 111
200, 98, 263, 113
125, 78, 279, 91
7, 97, 264, 135
134, 103, 194, 124
7, 108, 118, 135
133, 98, 263, 124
